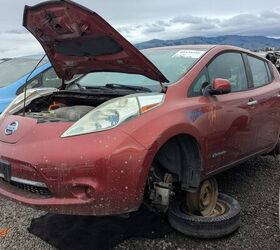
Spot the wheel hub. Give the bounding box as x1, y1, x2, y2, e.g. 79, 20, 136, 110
186, 177, 218, 216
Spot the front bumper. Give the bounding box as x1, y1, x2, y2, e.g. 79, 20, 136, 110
0, 118, 152, 215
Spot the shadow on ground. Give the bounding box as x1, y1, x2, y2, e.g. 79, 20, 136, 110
28, 206, 172, 250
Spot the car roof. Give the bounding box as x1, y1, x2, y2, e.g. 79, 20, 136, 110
142, 44, 269, 61
141, 44, 261, 53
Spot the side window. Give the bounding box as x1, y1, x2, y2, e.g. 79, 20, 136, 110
42, 68, 62, 88
247, 56, 269, 87
16, 76, 41, 95
28, 78, 40, 89
188, 69, 209, 97
208, 52, 248, 92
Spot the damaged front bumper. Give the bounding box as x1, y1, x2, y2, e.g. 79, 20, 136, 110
0, 119, 152, 215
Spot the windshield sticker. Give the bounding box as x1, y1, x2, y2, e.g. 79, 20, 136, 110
172, 50, 205, 59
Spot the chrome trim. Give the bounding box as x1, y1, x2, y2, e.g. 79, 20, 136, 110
0, 173, 47, 188
5, 121, 19, 135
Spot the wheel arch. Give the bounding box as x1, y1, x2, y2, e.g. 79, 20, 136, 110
152, 133, 202, 190
133, 124, 205, 207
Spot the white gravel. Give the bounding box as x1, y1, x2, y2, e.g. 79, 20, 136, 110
0, 198, 54, 250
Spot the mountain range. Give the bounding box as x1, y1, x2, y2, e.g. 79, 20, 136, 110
135, 35, 280, 50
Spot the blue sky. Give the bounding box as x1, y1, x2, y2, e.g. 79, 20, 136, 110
0, 0, 280, 57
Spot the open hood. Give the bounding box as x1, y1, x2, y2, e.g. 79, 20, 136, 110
23, 0, 168, 83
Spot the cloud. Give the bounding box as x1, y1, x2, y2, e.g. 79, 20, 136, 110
217, 11, 280, 36
171, 15, 203, 24
0, 33, 43, 58
143, 25, 165, 33
118, 9, 280, 42
1, 1, 280, 57
189, 22, 217, 31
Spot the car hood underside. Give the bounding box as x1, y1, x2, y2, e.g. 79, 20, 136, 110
23, 0, 168, 83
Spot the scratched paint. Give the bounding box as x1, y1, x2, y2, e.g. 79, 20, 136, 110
207, 105, 217, 126
189, 109, 204, 123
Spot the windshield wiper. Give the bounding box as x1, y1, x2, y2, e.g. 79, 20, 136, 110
105, 83, 152, 92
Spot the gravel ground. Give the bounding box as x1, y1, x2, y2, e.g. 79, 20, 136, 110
0, 155, 279, 250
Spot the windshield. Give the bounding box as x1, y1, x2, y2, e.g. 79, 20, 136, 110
0, 57, 48, 88
76, 48, 208, 90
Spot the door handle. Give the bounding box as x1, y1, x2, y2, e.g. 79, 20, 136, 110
247, 100, 258, 106
277, 94, 280, 98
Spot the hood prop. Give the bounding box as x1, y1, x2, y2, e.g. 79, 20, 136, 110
23, 54, 46, 117
160, 82, 167, 93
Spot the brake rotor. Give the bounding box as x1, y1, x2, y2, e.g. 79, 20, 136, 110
186, 177, 218, 216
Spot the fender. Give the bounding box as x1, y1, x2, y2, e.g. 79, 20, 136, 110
130, 123, 205, 201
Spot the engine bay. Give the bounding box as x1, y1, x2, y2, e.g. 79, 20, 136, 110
22, 89, 126, 123
25, 106, 94, 123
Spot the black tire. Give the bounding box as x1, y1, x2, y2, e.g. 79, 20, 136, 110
168, 193, 240, 239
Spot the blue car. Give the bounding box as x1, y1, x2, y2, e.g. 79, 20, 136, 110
0, 56, 61, 113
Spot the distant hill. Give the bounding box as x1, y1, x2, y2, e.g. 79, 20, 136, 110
135, 35, 280, 50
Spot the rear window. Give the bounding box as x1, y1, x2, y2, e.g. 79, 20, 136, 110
0, 58, 47, 88
248, 56, 270, 87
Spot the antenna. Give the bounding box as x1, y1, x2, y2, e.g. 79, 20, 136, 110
22, 54, 46, 117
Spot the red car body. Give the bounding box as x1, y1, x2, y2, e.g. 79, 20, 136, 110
0, 0, 280, 216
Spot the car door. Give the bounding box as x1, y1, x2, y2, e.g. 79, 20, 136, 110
245, 54, 280, 150
189, 52, 256, 170
205, 52, 260, 169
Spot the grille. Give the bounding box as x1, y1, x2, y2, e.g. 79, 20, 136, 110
10, 180, 51, 196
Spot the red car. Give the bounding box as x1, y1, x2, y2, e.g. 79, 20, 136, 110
0, 0, 280, 238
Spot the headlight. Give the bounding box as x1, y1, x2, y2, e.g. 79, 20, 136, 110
61, 93, 165, 137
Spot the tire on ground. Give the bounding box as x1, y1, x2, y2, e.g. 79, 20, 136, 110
168, 193, 240, 239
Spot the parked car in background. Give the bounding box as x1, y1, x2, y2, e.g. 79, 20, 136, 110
266, 52, 280, 72
257, 51, 280, 73
0, 57, 61, 113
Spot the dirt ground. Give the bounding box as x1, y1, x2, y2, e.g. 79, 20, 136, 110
116, 156, 280, 250
0, 155, 279, 250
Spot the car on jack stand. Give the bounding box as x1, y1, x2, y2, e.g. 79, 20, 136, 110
0, 0, 280, 239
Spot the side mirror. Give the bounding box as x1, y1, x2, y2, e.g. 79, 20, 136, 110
208, 78, 231, 95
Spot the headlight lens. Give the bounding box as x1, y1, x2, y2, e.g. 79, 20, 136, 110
61, 93, 165, 137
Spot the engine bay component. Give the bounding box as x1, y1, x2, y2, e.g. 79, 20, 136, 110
48, 102, 65, 111
26, 105, 94, 123
52, 106, 94, 121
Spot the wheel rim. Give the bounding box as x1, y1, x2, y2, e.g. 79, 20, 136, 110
186, 177, 218, 216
